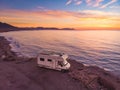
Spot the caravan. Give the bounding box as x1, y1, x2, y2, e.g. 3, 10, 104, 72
37, 51, 70, 71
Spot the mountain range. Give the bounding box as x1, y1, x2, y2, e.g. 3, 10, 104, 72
0, 22, 74, 32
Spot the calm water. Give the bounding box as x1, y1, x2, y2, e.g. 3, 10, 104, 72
1, 30, 120, 76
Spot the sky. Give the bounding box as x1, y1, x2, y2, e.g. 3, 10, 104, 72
0, 0, 120, 30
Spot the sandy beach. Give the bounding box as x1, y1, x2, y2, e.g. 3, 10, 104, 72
0, 36, 120, 90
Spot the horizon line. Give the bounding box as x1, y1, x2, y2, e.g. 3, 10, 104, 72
1, 22, 120, 30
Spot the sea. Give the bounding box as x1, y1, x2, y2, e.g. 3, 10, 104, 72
0, 30, 120, 76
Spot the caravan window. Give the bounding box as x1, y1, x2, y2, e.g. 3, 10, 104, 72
40, 58, 44, 61
48, 59, 52, 62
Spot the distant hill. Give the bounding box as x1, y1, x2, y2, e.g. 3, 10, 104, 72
0, 22, 17, 28
0, 22, 74, 32
0, 22, 19, 32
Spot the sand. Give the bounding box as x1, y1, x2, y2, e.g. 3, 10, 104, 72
0, 36, 120, 90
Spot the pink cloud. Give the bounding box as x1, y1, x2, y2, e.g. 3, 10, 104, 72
86, 0, 104, 7
75, 1, 82, 5
86, 0, 92, 6
94, 0, 103, 7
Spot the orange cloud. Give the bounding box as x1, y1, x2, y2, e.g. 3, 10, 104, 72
0, 9, 120, 30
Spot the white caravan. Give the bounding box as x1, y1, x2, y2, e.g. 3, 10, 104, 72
37, 51, 70, 71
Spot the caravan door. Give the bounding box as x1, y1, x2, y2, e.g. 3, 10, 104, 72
56, 60, 64, 70
46, 58, 54, 68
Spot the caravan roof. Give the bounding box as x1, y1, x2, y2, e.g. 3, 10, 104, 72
40, 51, 64, 56
39, 51, 68, 59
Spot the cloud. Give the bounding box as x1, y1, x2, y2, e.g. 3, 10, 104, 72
86, 0, 104, 7
86, 0, 92, 6
93, 0, 103, 7
37, 6, 45, 9
75, 0, 82, 5
0, 9, 120, 29
66, 0, 72, 5
66, 0, 82, 5
109, 5, 120, 9
100, 0, 117, 8
1, 9, 119, 19
66, 0, 117, 8
79, 10, 120, 16
35, 6, 49, 11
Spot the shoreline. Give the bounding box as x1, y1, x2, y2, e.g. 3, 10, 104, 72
0, 36, 120, 90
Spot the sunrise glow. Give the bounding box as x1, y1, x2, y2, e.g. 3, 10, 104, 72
0, 0, 120, 30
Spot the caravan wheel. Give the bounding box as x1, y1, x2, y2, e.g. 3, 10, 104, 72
61, 69, 68, 73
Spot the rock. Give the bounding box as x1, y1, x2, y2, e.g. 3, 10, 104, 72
0, 36, 16, 61
3, 55, 16, 61
98, 75, 120, 90
68, 59, 120, 90
69, 69, 101, 89
1, 55, 6, 61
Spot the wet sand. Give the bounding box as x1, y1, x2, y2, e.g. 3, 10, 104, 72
0, 36, 120, 90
